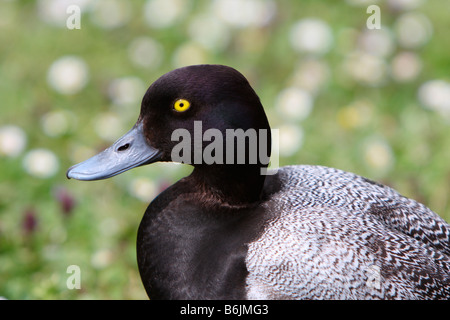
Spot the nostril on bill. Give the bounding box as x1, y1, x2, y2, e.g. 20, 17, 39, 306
117, 143, 130, 152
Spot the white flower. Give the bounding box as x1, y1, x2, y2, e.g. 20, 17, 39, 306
128, 37, 164, 69
418, 80, 450, 116
41, 110, 77, 137
290, 59, 330, 95
37, 0, 91, 27
212, 0, 276, 28
390, 52, 422, 82
172, 42, 207, 69
108, 77, 146, 107
188, 14, 231, 51
395, 12, 432, 49
358, 28, 394, 58
47, 56, 89, 95
144, 0, 189, 29
0, 125, 27, 158
128, 177, 158, 202
275, 87, 313, 122
91, 249, 114, 269
90, 0, 131, 29
277, 124, 304, 157
342, 51, 387, 86
23, 149, 59, 178
93, 112, 125, 142
289, 19, 333, 55
364, 137, 394, 173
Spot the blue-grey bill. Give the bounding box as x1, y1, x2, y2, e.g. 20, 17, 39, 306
66, 121, 161, 181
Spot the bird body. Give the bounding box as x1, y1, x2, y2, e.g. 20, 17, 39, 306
67, 65, 450, 299
136, 164, 450, 299
246, 165, 450, 299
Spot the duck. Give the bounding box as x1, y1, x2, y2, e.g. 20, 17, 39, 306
67, 64, 450, 300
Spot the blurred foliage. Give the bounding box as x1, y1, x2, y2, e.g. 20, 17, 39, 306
0, 0, 449, 299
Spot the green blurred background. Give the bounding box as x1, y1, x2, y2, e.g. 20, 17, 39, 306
0, 0, 449, 299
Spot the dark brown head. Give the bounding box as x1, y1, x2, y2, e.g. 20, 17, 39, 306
67, 65, 272, 202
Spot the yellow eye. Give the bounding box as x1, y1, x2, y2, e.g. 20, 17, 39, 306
173, 99, 191, 112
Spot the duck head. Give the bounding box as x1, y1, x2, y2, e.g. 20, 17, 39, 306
67, 65, 271, 203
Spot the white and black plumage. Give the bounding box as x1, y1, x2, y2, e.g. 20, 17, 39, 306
67, 65, 450, 299
247, 165, 450, 299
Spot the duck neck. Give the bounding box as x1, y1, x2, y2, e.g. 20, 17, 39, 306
191, 164, 266, 207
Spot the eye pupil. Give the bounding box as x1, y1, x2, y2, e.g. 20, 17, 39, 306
174, 99, 190, 112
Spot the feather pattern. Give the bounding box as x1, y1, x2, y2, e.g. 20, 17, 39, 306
246, 165, 450, 299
